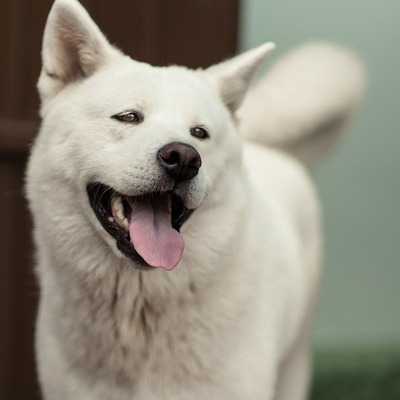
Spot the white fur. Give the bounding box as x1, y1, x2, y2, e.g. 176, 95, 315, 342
26, 0, 362, 399
239, 42, 366, 167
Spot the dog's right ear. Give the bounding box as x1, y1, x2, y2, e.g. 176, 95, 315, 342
38, 0, 121, 107
205, 43, 275, 114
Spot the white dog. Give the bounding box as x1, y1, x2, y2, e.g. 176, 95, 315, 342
26, 0, 365, 399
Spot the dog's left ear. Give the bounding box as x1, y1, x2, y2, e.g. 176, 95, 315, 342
205, 43, 275, 113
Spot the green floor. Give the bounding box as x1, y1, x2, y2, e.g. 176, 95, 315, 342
310, 346, 400, 400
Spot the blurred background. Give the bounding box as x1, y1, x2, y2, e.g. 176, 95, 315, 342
241, 0, 400, 350
241, 1, 400, 398
0, 0, 398, 399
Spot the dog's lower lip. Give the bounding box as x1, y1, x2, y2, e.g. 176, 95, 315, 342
86, 182, 194, 266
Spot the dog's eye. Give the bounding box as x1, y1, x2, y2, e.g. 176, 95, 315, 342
112, 111, 143, 124
190, 126, 209, 140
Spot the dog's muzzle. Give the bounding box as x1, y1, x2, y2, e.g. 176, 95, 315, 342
86, 142, 201, 271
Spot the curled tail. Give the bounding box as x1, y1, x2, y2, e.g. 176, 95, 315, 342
238, 42, 366, 168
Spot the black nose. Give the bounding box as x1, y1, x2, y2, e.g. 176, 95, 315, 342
157, 142, 202, 183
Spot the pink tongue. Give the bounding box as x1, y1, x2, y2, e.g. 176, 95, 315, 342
129, 197, 184, 271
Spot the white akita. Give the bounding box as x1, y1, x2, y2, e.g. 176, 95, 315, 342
26, 0, 365, 399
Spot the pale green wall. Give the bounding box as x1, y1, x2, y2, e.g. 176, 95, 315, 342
240, 0, 400, 348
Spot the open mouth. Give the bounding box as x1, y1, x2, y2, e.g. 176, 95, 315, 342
87, 182, 194, 271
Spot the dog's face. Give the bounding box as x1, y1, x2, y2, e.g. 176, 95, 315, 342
28, 0, 274, 271
41, 60, 240, 270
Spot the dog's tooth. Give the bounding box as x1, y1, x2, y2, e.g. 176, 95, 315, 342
111, 195, 128, 230
107, 216, 114, 223
110, 195, 122, 215
116, 209, 125, 221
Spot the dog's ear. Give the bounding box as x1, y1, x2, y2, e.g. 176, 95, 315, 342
205, 43, 275, 113
38, 0, 121, 107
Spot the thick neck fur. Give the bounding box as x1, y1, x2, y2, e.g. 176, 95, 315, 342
41, 241, 254, 389
36, 167, 253, 388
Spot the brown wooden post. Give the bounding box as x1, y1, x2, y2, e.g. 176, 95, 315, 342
0, 1, 239, 398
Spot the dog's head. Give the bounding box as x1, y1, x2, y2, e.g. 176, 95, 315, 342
28, 0, 274, 271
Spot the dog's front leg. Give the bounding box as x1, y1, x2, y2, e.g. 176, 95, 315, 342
273, 332, 311, 400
